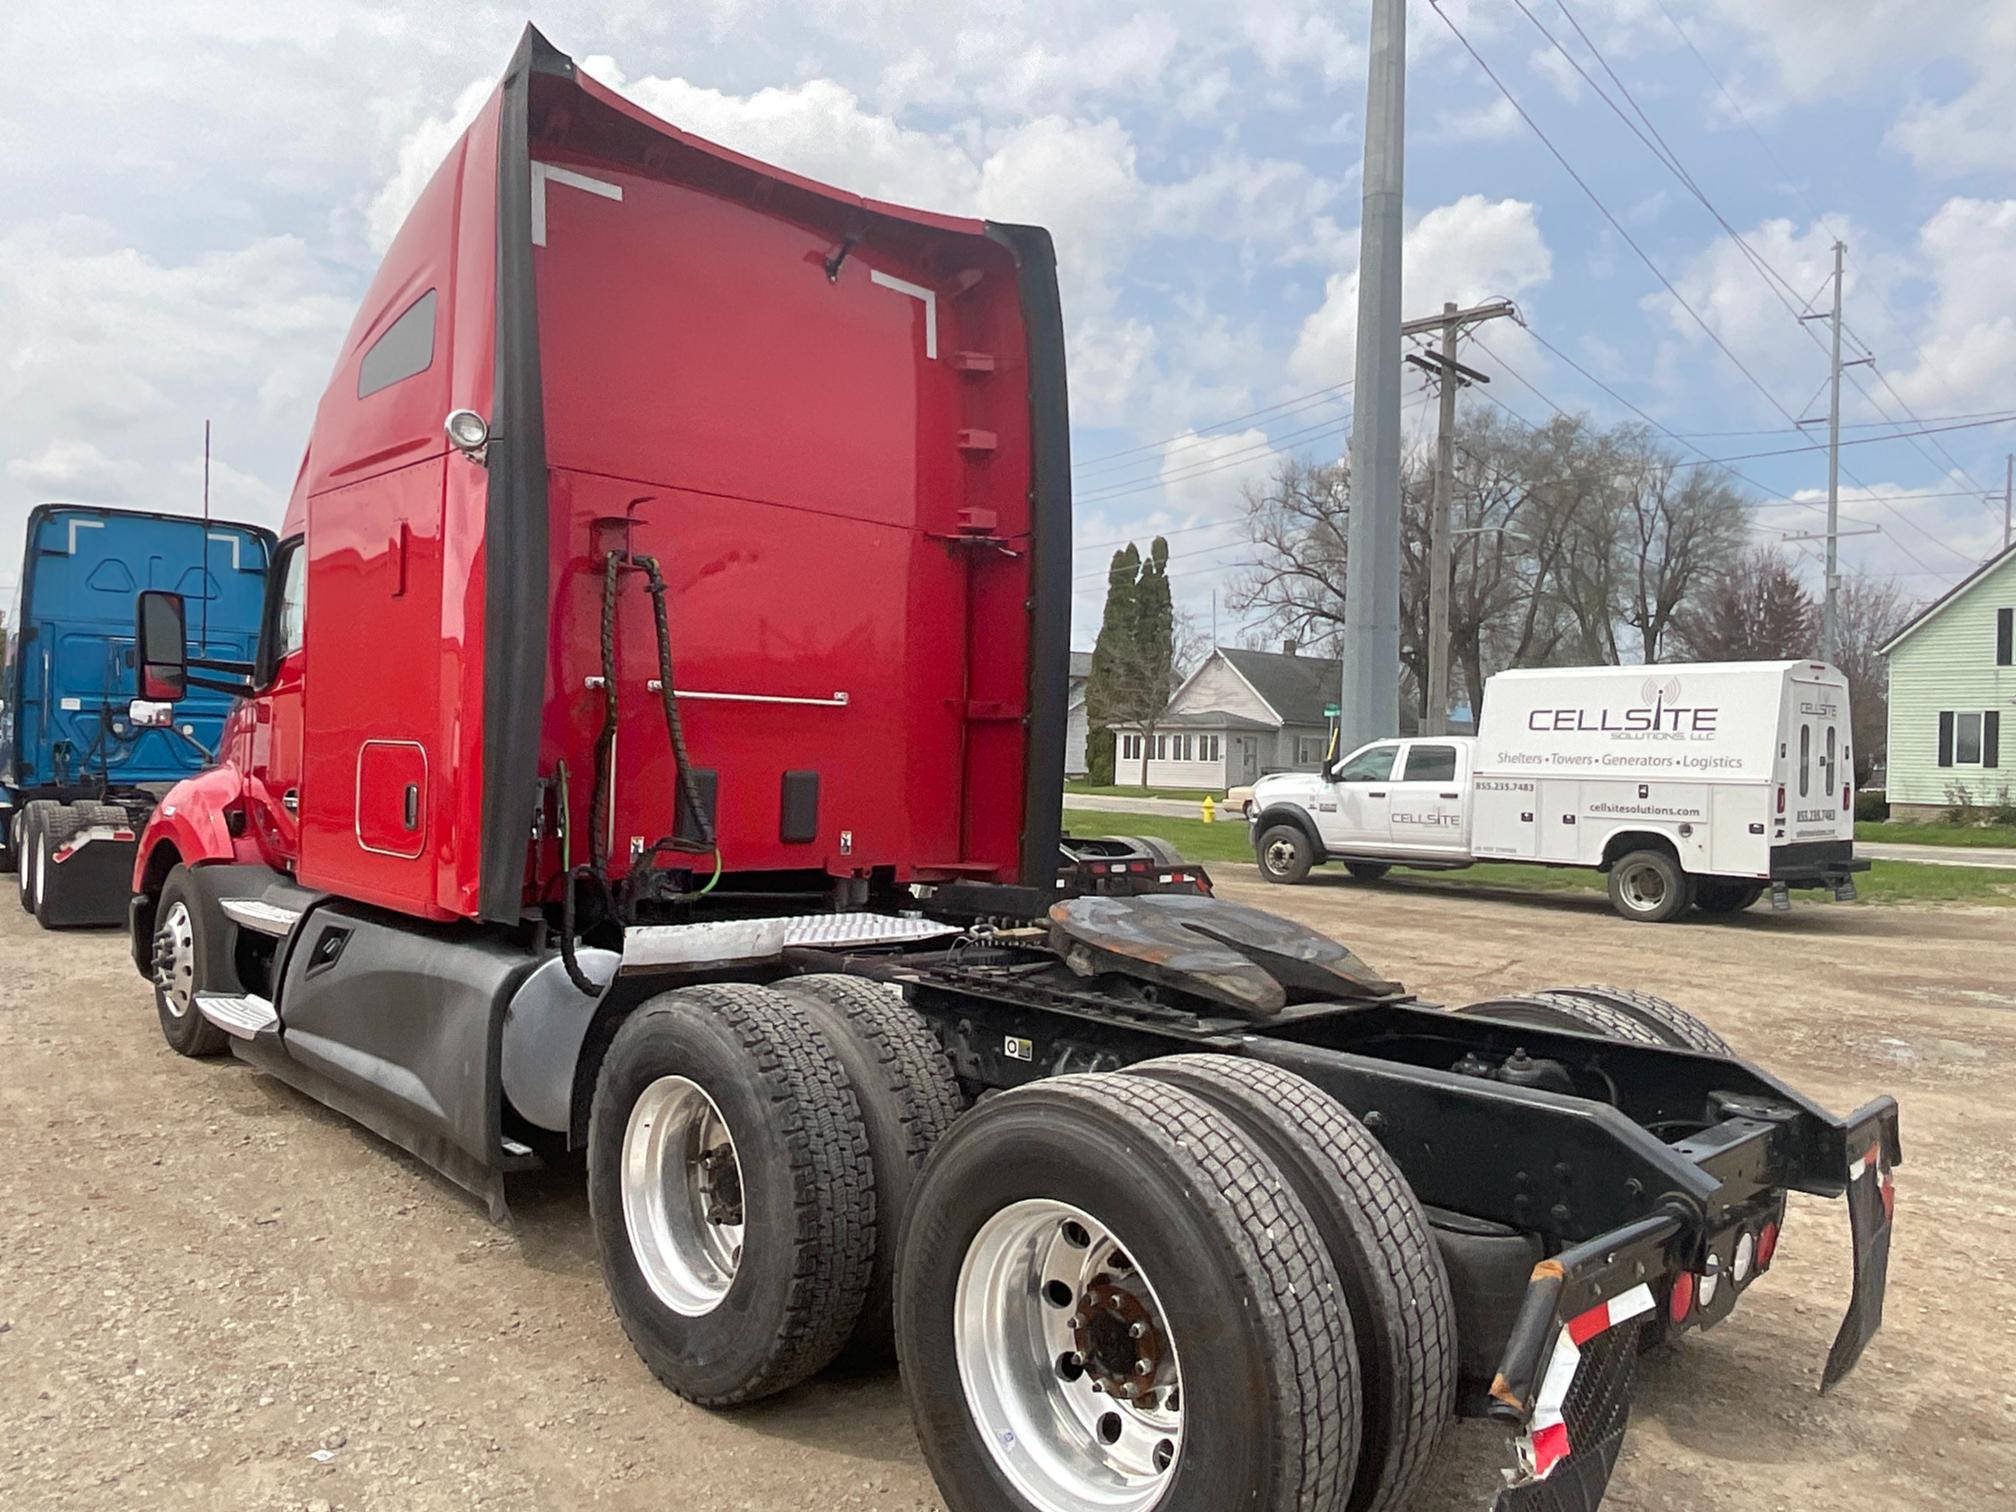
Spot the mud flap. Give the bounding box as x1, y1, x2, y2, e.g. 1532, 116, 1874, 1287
1494, 1317, 1644, 1512
1822, 1098, 1901, 1391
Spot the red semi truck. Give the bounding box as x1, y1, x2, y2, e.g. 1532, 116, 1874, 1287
127, 28, 1899, 1512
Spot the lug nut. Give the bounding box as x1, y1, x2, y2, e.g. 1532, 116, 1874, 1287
1120, 1382, 1139, 1398
1128, 1321, 1148, 1339
1068, 1314, 1085, 1330
1134, 1358, 1152, 1376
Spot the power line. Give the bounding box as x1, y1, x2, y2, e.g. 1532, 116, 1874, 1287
1072, 380, 1353, 472
1427, 1, 1806, 431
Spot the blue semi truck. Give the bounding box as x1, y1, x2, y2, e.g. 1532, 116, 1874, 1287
2, 503, 272, 927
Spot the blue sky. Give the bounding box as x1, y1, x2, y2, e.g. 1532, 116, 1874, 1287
4, 1, 2013, 650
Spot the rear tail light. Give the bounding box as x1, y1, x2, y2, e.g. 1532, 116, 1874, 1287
1842, 783, 1851, 811
1776, 784, 1786, 815
1667, 1270, 1695, 1325
1757, 1220, 1780, 1270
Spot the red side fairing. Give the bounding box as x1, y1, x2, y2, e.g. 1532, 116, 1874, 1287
526, 70, 1037, 895
132, 763, 268, 885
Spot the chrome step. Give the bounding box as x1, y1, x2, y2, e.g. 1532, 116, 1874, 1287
194, 992, 279, 1039
623, 912, 957, 971
219, 898, 303, 936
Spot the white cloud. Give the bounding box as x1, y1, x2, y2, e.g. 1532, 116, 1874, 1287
1289, 196, 1554, 384
1887, 199, 2016, 413
365, 76, 495, 253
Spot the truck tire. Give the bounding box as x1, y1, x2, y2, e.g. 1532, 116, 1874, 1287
1129, 1055, 1454, 1512
29, 806, 82, 929
1606, 848, 1693, 923
1453, 989, 1664, 1044
1345, 862, 1392, 882
768, 973, 964, 1368
150, 864, 230, 1058
1694, 880, 1764, 915
896, 1073, 1359, 1512
1537, 985, 1735, 1057
1255, 822, 1316, 884
587, 983, 875, 1406
16, 801, 58, 914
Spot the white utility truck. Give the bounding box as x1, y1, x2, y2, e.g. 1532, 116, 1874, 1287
1248, 660, 1866, 921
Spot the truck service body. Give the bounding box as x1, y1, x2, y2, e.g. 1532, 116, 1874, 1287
126, 28, 1898, 1512
2, 503, 270, 927
1251, 661, 1867, 921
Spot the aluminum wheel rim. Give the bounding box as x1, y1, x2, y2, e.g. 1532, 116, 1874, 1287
32, 831, 46, 910
621, 1075, 744, 1317
1263, 838, 1297, 875
955, 1199, 1183, 1512
154, 900, 196, 1018
1619, 862, 1667, 912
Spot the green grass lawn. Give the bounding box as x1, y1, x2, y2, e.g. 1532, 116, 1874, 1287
1856, 820, 2016, 848
1067, 809, 2016, 907
1063, 781, 1226, 801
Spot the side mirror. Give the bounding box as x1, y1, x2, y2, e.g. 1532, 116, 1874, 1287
136, 590, 189, 701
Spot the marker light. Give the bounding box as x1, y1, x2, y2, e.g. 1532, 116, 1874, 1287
1668, 1271, 1695, 1325
445, 408, 491, 455
1757, 1220, 1780, 1271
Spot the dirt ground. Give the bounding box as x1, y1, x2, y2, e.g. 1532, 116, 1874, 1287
2, 871, 2012, 1512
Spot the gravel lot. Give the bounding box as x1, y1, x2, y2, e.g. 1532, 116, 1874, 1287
3, 871, 2012, 1510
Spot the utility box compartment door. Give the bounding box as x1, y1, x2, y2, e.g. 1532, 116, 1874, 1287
356, 740, 428, 858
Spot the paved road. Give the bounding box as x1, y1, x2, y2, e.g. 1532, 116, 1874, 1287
1067, 795, 2016, 871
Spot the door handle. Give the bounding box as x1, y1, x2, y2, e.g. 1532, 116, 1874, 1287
282, 789, 299, 815
403, 784, 420, 830
1368, 790, 1387, 798
1440, 791, 1460, 799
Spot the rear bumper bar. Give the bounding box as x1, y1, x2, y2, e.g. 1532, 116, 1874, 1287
1489, 1095, 1901, 1506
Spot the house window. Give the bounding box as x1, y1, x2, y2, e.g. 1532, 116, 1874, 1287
357, 289, 438, 398
1154, 734, 1167, 761
1295, 734, 1328, 764
1200, 734, 1221, 763
1999, 607, 2013, 666
1940, 710, 2001, 768
1956, 712, 1982, 765
1120, 733, 1141, 760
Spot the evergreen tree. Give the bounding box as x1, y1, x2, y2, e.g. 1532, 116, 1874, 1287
1086, 539, 1177, 785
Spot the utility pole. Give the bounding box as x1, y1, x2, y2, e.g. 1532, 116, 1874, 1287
1404, 299, 1516, 733
1822, 240, 1844, 662
1338, 0, 1405, 752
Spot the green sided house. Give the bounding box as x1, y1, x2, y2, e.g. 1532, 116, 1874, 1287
1881, 540, 2016, 820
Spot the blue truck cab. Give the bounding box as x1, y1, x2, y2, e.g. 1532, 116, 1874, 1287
3, 503, 273, 926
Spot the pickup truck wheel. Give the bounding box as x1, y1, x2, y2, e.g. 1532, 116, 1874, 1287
1694, 880, 1764, 915
769, 974, 965, 1369
1344, 862, 1392, 882
1536, 985, 1735, 1057
1129, 1056, 1454, 1512
151, 865, 229, 1058
897, 1073, 1359, 1512
30, 806, 82, 929
1606, 848, 1693, 923
1255, 823, 1315, 885
588, 983, 875, 1406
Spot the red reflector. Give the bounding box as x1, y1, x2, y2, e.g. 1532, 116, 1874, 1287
1668, 1271, 1694, 1325
1757, 1221, 1780, 1270
113, 829, 135, 841
1880, 1175, 1895, 1223
51, 845, 76, 864
1776, 785, 1786, 814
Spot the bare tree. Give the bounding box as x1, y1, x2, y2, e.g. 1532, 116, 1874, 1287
1833, 573, 1918, 785
1227, 457, 1353, 651
1610, 432, 1749, 662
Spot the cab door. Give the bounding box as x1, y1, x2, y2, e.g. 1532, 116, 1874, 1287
1386, 741, 1467, 853
1316, 741, 1401, 849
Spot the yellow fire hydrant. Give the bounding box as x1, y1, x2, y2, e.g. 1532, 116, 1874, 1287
1201, 794, 1217, 824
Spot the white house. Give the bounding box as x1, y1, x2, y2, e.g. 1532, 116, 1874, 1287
1112, 646, 1342, 790
1064, 650, 1093, 777
1880, 539, 2015, 820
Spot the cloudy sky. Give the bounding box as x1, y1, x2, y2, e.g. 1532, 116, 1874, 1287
4, 1, 2015, 647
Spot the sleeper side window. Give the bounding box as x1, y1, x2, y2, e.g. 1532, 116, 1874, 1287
357, 289, 438, 398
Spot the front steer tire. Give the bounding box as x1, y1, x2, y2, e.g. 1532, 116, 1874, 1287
1255, 821, 1316, 884
588, 983, 875, 1406
1130, 1055, 1455, 1512
769, 973, 964, 1368
151, 864, 229, 1058
896, 1072, 1361, 1512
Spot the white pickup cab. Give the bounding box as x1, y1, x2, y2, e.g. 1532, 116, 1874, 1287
1247, 660, 1866, 922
